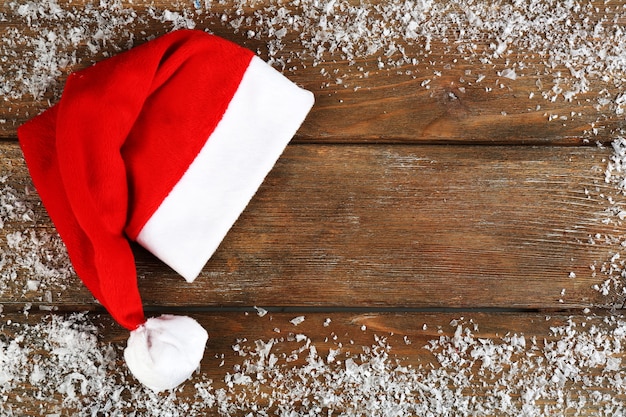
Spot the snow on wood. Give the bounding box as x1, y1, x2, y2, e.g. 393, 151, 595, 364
0, 174, 73, 303
2, 0, 626, 128
3, 0, 626, 415
1, 312, 626, 415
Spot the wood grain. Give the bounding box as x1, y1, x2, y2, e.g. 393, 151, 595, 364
3, 1, 626, 413
3, 311, 626, 416
1, 0, 625, 143
1, 142, 624, 310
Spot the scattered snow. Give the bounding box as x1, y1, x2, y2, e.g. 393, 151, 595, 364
2, 0, 626, 121
289, 315, 305, 326
0, 0, 140, 101
2, 313, 626, 415
253, 306, 268, 317
0, 174, 73, 301
3, 0, 626, 413
586, 138, 626, 301
0, 313, 200, 416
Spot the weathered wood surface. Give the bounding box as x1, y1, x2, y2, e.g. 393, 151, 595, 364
1, 142, 624, 310
3, 311, 626, 416
3, 0, 626, 415
1, 0, 626, 143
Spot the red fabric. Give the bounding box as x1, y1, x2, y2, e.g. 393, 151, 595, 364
18, 30, 254, 330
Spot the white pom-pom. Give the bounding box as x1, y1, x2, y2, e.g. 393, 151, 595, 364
124, 314, 208, 392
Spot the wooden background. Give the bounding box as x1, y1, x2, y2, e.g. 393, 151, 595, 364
2, 0, 626, 415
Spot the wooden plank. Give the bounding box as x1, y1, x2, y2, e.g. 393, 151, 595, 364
1, 142, 624, 310
1, 0, 626, 143
3, 310, 626, 416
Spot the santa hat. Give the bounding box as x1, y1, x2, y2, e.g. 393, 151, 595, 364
17, 29, 314, 391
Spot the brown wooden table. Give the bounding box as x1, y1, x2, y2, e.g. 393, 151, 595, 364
2, 1, 626, 415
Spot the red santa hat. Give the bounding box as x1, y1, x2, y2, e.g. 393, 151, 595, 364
17, 29, 314, 391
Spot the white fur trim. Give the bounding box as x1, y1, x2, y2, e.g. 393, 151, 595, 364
124, 315, 208, 392
136, 56, 314, 282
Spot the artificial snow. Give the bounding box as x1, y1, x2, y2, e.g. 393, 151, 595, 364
253, 306, 268, 317
2, 313, 626, 415
0, 174, 73, 301
3, 0, 626, 414
587, 138, 626, 300
2, 0, 626, 121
